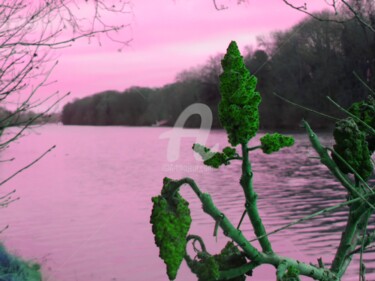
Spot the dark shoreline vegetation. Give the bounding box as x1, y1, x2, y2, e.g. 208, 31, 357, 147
62, 10, 374, 130
0, 107, 60, 128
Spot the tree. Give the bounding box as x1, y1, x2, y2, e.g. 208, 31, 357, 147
0, 0, 130, 200
150, 40, 375, 281
0, 1, 130, 278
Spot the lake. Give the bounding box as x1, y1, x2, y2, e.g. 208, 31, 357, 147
0, 125, 373, 281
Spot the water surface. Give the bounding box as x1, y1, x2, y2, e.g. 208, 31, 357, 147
0, 125, 373, 281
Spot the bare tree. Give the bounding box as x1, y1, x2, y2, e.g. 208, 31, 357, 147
281, 0, 375, 32
0, 0, 131, 212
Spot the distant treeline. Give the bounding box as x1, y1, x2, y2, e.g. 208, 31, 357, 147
62, 10, 374, 130
0, 107, 60, 128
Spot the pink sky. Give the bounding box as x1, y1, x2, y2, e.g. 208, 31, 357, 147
40, 0, 329, 111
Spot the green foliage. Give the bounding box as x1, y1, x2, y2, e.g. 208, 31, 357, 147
152, 35, 375, 280
348, 96, 375, 153
188, 242, 247, 281
282, 266, 301, 281
214, 242, 248, 278
219, 41, 261, 146
192, 143, 237, 168
150, 178, 192, 280
332, 118, 373, 180
192, 255, 220, 281
0, 244, 42, 281
260, 133, 295, 154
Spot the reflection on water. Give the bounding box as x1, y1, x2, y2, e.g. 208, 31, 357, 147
0, 125, 373, 281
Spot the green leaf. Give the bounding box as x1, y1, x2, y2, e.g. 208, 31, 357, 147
150, 180, 192, 280
193, 143, 238, 168
188, 241, 247, 281
348, 96, 375, 154
260, 133, 295, 154
219, 41, 261, 146
282, 266, 301, 281
332, 118, 373, 181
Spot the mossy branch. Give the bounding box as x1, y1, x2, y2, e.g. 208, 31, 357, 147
332, 210, 372, 279
240, 143, 273, 254
303, 121, 358, 193
327, 147, 373, 194
163, 177, 339, 280
186, 234, 207, 253
303, 120, 374, 211
303, 120, 374, 279
169, 177, 263, 261
152, 40, 375, 281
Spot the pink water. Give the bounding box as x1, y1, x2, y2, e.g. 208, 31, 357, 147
0, 125, 373, 281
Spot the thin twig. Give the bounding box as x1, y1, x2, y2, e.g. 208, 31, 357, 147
327, 97, 375, 136
282, 0, 349, 24
0, 145, 56, 187
327, 148, 373, 193
249, 195, 372, 243
273, 92, 340, 121
341, 0, 375, 32
353, 71, 375, 97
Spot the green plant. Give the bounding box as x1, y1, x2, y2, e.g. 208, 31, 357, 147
150, 41, 375, 281
0, 244, 41, 281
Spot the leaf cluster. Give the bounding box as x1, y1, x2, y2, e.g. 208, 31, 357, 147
348, 96, 375, 153
150, 179, 192, 280
188, 242, 248, 281
282, 266, 301, 281
260, 133, 295, 154
192, 144, 238, 168
332, 105, 373, 180
219, 41, 261, 146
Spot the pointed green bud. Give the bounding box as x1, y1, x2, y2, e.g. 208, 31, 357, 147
219, 41, 261, 146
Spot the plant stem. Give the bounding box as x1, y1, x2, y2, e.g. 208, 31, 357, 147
240, 143, 273, 254
331, 208, 372, 279
167, 177, 338, 281
302, 121, 357, 194
331, 210, 360, 276
176, 178, 263, 261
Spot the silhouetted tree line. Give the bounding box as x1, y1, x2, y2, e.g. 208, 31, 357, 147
0, 107, 60, 128
62, 9, 375, 129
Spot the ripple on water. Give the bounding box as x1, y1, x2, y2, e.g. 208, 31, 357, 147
0, 126, 373, 281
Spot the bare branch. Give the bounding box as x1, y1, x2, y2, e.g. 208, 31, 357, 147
341, 0, 375, 32
0, 145, 55, 187
282, 0, 349, 23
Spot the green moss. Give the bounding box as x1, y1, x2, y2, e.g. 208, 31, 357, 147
219, 41, 261, 146
260, 133, 295, 154
282, 266, 301, 281
332, 118, 373, 181
214, 242, 247, 279
0, 244, 42, 281
195, 255, 220, 281
150, 180, 192, 280
192, 144, 238, 168
348, 96, 375, 153
188, 242, 247, 281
